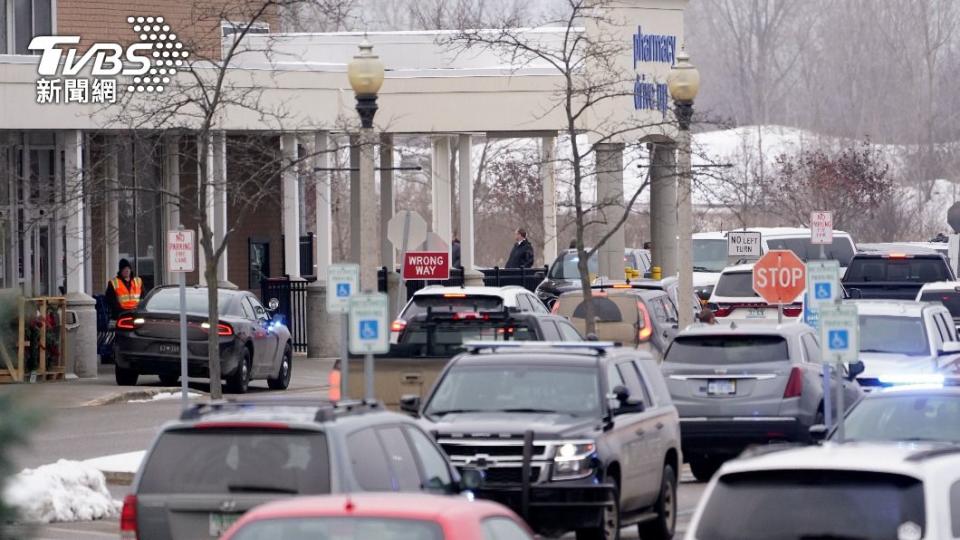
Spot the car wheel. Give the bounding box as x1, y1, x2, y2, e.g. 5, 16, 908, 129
158, 373, 179, 386
115, 365, 139, 386
576, 485, 620, 540
637, 464, 677, 540
268, 345, 292, 390
689, 457, 722, 482
227, 348, 252, 394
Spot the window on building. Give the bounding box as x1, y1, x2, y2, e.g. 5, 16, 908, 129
2, 0, 52, 55
221, 20, 269, 38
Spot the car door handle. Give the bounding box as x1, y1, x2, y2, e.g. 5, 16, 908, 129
656, 422, 664, 430
635, 428, 646, 437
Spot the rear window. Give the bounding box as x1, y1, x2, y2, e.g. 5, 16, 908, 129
845, 257, 950, 283
398, 321, 536, 356
712, 272, 759, 298
696, 469, 925, 540
230, 517, 443, 540
555, 295, 640, 324
665, 335, 789, 364
144, 289, 234, 315
766, 237, 856, 267
139, 429, 330, 495
919, 290, 960, 319
403, 295, 503, 319
549, 251, 599, 279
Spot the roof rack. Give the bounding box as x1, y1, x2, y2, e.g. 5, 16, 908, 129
463, 341, 618, 355
179, 398, 382, 422
905, 445, 960, 462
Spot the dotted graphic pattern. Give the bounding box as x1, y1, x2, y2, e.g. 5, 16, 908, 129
125, 16, 188, 93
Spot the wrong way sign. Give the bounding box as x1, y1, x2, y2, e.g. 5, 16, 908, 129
403, 251, 450, 280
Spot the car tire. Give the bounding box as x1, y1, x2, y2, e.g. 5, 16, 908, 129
267, 345, 292, 390
115, 365, 139, 386
689, 457, 722, 482
637, 464, 677, 540
227, 348, 252, 394
158, 373, 179, 386
576, 484, 620, 540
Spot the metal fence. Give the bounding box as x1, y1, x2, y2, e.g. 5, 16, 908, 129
378, 266, 548, 297
260, 277, 312, 353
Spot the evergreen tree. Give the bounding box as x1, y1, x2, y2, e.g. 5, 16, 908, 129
0, 393, 35, 538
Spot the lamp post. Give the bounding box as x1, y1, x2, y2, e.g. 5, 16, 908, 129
668, 50, 700, 330
347, 40, 384, 291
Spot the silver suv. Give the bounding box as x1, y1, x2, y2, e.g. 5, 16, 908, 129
660, 323, 863, 481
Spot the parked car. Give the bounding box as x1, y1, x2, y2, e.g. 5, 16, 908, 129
859, 241, 948, 257
548, 278, 702, 324
552, 287, 679, 359
345, 310, 583, 407
707, 263, 803, 322
757, 227, 857, 270
220, 493, 535, 540
660, 322, 863, 481
535, 247, 652, 307
842, 250, 955, 300
392, 286, 548, 343
121, 400, 471, 540
917, 281, 960, 330
684, 442, 960, 539
112, 286, 292, 393
407, 341, 681, 540
848, 299, 960, 391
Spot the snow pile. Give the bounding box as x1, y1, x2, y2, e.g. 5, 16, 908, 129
82, 450, 146, 475
128, 391, 201, 403
4, 460, 121, 523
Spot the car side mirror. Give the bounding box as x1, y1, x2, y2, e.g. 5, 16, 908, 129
267, 297, 280, 312
809, 424, 828, 443
847, 288, 863, 299
846, 360, 865, 380
939, 342, 960, 356
400, 394, 421, 416
611, 385, 645, 415
459, 468, 483, 491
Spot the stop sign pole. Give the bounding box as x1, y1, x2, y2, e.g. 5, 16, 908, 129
752, 250, 807, 324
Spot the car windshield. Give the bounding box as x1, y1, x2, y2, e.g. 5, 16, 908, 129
859, 315, 929, 356
919, 290, 960, 319
403, 295, 504, 319
695, 470, 925, 540
230, 517, 443, 540
766, 237, 856, 267
549, 251, 599, 279
426, 365, 602, 417
138, 429, 330, 495
845, 257, 950, 283
397, 320, 537, 357
713, 272, 760, 298
693, 239, 728, 272
840, 394, 960, 443
144, 289, 234, 315
665, 335, 789, 364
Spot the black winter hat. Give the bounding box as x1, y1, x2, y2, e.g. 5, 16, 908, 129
118, 258, 132, 273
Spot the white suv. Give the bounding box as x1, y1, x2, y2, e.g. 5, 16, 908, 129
685, 442, 960, 539
917, 281, 960, 331
707, 263, 803, 322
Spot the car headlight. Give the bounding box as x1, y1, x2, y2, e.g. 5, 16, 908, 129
552, 441, 597, 481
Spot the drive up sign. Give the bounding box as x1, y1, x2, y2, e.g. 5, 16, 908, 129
403, 251, 450, 280
753, 250, 807, 304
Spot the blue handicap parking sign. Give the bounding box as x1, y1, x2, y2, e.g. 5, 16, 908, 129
828, 329, 848, 351
336, 283, 351, 298
359, 319, 379, 340
814, 282, 832, 300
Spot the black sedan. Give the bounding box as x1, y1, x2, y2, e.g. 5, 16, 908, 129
113, 287, 292, 393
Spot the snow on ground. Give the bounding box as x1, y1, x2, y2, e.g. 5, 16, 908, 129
128, 390, 201, 403
4, 460, 121, 523
82, 450, 146, 475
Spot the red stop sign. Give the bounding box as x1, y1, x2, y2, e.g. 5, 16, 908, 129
752, 250, 806, 304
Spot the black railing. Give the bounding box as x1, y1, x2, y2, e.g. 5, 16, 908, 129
260, 276, 312, 354
377, 266, 548, 297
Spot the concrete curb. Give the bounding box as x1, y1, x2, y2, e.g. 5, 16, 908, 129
82, 387, 202, 407
103, 470, 135, 486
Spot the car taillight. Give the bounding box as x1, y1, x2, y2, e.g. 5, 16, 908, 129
636, 302, 653, 342
782, 306, 803, 317
116, 316, 136, 330
783, 367, 803, 398
453, 312, 489, 321
390, 319, 407, 333
120, 494, 138, 539
713, 305, 732, 317
550, 302, 560, 315
200, 322, 233, 336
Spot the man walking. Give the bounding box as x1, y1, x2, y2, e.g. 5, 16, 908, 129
105, 258, 143, 319
505, 228, 535, 268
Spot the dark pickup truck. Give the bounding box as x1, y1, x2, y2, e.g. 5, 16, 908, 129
841, 251, 955, 300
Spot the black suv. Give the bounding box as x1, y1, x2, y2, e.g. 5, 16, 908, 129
123, 399, 473, 540
842, 250, 955, 299
404, 342, 682, 540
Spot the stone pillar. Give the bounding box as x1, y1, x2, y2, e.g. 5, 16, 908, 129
541, 135, 558, 264
164, 136, 181, 285
306, 282, 340, 358
63, 130, 97, 378
677, 128, 695, 329
105, 139, 119, 285
211, 131, 231, 287
380, 134, 395, 270
596, 143, 626, 281
314, 131, 332, 282
458, 135, 482, 285
358, 129, 379, 291
431, 137, 452, 247
281, 133, 302, 280
650, 143, 678, 277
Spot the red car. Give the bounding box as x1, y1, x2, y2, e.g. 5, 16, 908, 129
220, 493, 535, 540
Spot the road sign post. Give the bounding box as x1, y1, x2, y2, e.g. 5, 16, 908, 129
752, 250, 807, 324
328, 264, 359, 400
806, 260, 840, 311
727, 230, 761, 260
811, 211, 833, 259
387, 210, 428, 315
349, 292, 389, 400
167, 228, 195, 408
819, 303, 859, 441
403, 251, 450, 280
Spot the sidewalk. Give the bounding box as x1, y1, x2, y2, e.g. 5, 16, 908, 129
2, 355, 337, 409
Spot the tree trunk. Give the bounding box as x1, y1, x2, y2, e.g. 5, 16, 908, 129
206, 262, 222, 399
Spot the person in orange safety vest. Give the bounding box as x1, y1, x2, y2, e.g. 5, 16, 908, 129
105, 258, 143, 320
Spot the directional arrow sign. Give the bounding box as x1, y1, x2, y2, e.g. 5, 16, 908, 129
349, 292, 390, 355
819, 304, 859, 365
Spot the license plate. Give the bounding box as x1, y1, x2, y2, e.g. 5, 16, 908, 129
707, 379, 736, 395
159, 344, 179, 354
209, 513, 241, 537
746, 307, 768, 319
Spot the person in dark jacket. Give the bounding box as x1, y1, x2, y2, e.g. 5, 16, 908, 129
451, 237, 462, 268
105, 258, 143, 320
505, 228, 535, 268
